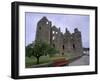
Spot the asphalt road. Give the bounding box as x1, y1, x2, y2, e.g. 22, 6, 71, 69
68, 54, 89, 66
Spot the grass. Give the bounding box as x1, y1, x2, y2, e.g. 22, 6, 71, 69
25, 53, 77, 68
25, 56, 51, 68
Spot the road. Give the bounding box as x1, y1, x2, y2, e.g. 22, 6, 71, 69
68, 54, 89, 66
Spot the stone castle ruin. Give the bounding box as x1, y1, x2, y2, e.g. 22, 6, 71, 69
35, 16, 83, 56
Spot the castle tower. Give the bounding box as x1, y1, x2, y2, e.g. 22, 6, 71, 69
35, 16, 51, 44
72, 28, 83, 55
63, 28, 73, 54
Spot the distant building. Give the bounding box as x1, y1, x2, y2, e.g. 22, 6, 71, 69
35, 16, 83, 56
83, 48, 89, 55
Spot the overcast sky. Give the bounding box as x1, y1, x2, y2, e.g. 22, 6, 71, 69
25, 12, 90, 48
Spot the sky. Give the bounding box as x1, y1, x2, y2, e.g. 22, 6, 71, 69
25, 12, 90, 48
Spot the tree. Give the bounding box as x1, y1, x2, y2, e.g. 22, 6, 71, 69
31, 41, 48, 64
26, 43, 33, 57
26, 40, 59, 64
46, 44, 59, 57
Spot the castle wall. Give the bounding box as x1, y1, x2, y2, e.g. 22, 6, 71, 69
51, 26, 64, 55
35, 17, 83, 56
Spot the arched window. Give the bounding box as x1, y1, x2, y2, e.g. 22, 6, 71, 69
56, 32, 58, 34
46, 21, 48, 24
52, 31, 55, 34
52, 36, 55, 40
73, 44, 75, 49
62, 45, 64, 50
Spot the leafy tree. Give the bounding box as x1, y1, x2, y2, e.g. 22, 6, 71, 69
46, 45, 59, 57
31, 41, 48, 64
26, 40, 59, 64
26, 43, 33, 57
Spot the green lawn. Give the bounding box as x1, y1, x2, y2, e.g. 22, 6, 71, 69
25, 56, 51, 68
25, 53, 77, 68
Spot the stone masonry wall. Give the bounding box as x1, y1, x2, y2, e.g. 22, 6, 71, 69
35, 16, 83, 56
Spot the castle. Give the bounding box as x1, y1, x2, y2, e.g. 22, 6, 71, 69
35, 16, 83, 56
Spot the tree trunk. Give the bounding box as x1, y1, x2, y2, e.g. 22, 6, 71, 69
36, 57, 40, 64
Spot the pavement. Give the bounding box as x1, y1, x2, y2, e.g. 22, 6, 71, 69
68, 54, 89, 66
